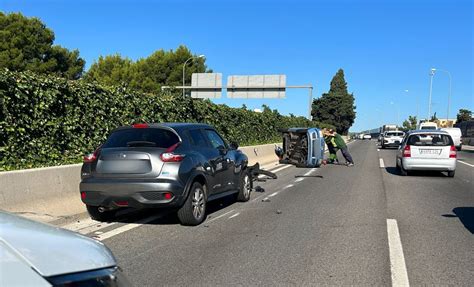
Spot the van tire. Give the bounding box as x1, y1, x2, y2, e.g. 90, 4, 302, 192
447, 171, 455, 177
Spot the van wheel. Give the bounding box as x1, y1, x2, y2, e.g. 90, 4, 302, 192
236, 170, 252, 202
86, 205, 116, 222
178, 182, 207, 226
447, 171, 455, 177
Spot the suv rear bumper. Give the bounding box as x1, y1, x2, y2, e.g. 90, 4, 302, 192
80, 179, 187, 209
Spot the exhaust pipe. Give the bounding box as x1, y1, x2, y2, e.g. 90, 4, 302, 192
98, 206, 106, 213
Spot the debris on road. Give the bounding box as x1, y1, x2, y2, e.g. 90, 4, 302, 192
255, 186, 265, 193
262, 198, 271, 202
276, 210, 282, 214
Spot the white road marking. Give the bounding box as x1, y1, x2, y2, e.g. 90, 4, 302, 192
268, 192, 279, 197
304, 169, 313, 176
77, 221, 116, 235
379, 158, 385, 168
295, 177, 304, 182
387, 219, 410, 286
62, 217, 98, 231
284, 184, 294, 189
206, 209, 236, 223
252, 194, 267, 202
458, 160, 474, 167
377, 149, 380, 152
258, 164, 292, 179
94, 214, 163, 241
228, 212, 240, 219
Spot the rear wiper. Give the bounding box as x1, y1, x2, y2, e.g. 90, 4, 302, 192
126, 141, 157, 147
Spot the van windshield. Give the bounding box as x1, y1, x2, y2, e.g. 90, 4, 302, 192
407, 134, 453, 146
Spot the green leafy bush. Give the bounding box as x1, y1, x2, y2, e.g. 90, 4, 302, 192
0, 70, 333, 171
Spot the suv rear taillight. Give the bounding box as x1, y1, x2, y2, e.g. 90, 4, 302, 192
449, 145, 457, 158
132, 123, 149, 128
83, 147, 101, 163
160, 142, 185, 162
403, 145, 411, 157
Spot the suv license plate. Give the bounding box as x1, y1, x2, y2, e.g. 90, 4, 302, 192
420, 149, 441, 155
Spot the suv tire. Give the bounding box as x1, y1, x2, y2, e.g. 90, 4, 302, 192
86, 205, 116, 222
236, 170, 251, 202
178, 182, 207, 226
447, 171, 455, 177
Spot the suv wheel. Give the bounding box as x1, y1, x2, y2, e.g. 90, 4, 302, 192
447, 170, 455, 177
236, 170, 252, 202
86, 205, 116, 222
178, 182, 207, 226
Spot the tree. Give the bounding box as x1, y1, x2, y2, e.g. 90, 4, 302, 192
430, 112, 438, 122
85, 45, 209, 94
456, 109, 472, 123
83, 54, 133, 86
0, 12, 85, 79
311, 69, 356, 134
402, 116, 417, 131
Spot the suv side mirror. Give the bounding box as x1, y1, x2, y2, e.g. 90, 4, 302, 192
217, 145, 228, 155
229, 142, 239, 150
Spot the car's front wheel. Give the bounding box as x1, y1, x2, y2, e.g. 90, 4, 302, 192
86, 205, 116, 222
236, 170, 252, 202
177, 182, 207, 226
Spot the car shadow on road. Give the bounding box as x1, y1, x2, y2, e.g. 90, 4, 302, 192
109, 194, 241, 226
442, 207, 474, 234
385, 166, 450, 177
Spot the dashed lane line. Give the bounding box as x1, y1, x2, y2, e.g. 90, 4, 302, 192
379, 158, 385, 168
206, 209, 236, 223
228, 212, 240, 219
458, 160, 474, 168
387, 219, 410, 286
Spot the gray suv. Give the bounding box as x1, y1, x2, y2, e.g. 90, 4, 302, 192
80, 123, 250, 226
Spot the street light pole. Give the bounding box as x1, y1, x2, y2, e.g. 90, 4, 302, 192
428, 68, 435, 119
431, 68, 452, 124
182, 55, 205, 97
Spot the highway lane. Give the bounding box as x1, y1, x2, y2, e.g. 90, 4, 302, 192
92, 140, 393, 286
378, 143, 474, 285
56, 140, 473, 286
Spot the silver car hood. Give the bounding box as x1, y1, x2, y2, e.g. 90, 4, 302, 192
0, 212, 116, 277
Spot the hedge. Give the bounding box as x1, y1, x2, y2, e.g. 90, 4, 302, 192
0, 70, 333, 171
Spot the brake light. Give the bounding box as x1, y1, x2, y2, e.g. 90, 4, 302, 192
83, 147, 101, 163
160, 142, 185, 162
403, 145, 411, 157
132, 123, 149, 128
81, 192, 86, 200
449, 145, 457, 158
164, 192, 173, 200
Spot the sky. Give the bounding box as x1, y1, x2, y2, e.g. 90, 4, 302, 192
2, 0, 473, 132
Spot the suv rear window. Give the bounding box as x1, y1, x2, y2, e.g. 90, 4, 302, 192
102, 128, 179, 148
407, 133, 453, 146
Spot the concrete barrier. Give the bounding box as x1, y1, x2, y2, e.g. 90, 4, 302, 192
0, 143, 280, 222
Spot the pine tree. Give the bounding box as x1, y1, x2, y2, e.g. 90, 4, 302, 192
311, 69, 356, 134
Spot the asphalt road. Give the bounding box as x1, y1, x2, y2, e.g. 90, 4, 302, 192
59, 140, 473, 286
